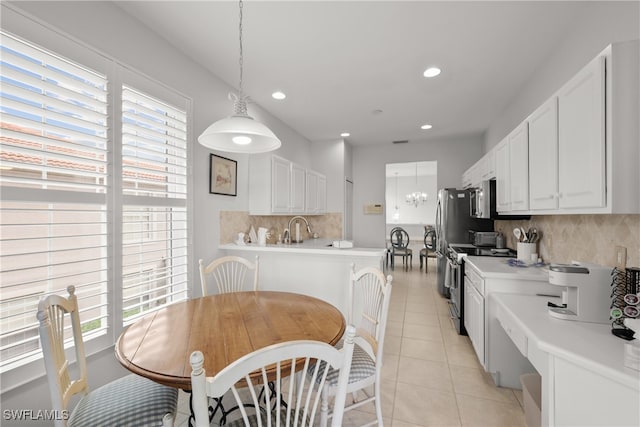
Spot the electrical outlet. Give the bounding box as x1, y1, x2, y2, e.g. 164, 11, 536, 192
615, 246, 627, 269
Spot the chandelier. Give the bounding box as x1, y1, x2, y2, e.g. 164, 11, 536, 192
406, 191, 428, 207
406, 163, 427, 207
197, 0, 281, 153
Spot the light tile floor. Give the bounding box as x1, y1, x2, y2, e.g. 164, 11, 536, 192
175, 259, 527, 426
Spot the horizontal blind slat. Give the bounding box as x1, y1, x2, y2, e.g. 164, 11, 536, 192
2, 32, 106, 86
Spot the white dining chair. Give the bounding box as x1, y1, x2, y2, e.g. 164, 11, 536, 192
319, 264, 393, 427
37, 286, 178, 427
199, 255, 259, 296
190, 325, 357, 427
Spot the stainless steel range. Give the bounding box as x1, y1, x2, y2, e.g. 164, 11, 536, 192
446, 244, 516, 335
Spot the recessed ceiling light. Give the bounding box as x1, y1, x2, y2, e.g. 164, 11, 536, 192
271, 91, 286, 100
421, 124, 433, 130
341, 132, 350, 137
423, 67, 441, 78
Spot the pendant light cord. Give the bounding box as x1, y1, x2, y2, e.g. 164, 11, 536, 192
238, 0, 244, 95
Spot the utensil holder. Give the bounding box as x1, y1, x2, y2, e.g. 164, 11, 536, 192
517, 242, 537, 262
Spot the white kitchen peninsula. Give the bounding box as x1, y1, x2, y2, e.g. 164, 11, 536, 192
219, 239, 386, 316
492, 293, 640, 427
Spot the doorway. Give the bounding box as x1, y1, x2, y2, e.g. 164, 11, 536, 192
385, 161, 437, 257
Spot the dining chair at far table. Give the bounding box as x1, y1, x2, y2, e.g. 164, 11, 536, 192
37, 286, 178, 427
420, 228, 437, 272
390, 227, 412, 270
199, 255, 259, 296
318, 264, 393, 427
190, 325, 357, 427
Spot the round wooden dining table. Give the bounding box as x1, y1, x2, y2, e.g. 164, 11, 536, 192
115, 291, 346, 390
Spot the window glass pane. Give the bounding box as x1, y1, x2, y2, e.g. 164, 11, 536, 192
121, 86, 188, 323
0, 31, 110, 372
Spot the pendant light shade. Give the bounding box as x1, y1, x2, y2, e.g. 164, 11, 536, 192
198, 0, 281, 154
198, 114, 281, 154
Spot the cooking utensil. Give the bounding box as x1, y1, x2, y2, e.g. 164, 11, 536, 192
520, 226, 528, 242
513, 228, 521, 241
529, 227, 538, 243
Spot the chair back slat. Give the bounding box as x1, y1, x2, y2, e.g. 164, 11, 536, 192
199, 255, 259, 296
190, 326, 356, 427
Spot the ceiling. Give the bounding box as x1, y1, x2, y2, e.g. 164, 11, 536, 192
114, 1, 589, 147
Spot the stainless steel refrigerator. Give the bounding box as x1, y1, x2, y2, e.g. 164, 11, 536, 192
435, 188, 493, 297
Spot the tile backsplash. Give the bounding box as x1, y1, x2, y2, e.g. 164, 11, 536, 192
220, 211, 343, 244
495, 214, 640, 267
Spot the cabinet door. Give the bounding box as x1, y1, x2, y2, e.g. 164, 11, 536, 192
272, 156, 291, 213
305, 171, 318, 213
470, 286, 485, 366
483, 150, 496, 180
509, 122, 529, 211
529, 97, 559, 210
464, 278, 472, 335
316, 174, 327, 213
290, 163, 306, 213
558, 55, 606, 209
495, 138, 510, 212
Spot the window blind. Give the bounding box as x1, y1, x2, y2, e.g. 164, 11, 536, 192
0, 31, 109, 371
121, 86, 188, 324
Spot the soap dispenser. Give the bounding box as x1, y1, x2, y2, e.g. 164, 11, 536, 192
496, 232, 505, 249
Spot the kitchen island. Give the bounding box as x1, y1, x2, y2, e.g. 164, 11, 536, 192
219, 239, 386, 316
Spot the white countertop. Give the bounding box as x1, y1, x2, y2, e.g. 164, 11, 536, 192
465, 256, 550, 282
492, 293, 640, 391
220, 239, 386, 258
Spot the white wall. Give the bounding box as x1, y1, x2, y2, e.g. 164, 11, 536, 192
484, 1, 640, 150
352, 134, 485, 248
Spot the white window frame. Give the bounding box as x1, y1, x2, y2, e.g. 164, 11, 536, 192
0, 7, 193, 393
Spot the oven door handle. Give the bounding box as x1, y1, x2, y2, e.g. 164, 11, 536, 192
447, 258, 459, 290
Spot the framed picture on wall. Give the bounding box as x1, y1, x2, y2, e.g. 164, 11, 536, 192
209, 154, 237, 196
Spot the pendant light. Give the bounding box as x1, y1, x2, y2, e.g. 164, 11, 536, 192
392, 172, 400, 220
198, 0, 281, 153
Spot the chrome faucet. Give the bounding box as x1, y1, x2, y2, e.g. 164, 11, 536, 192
284, 216, 312, 244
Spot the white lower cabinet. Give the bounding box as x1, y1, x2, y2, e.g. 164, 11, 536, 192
552, 356, 639, 427
464, 275, 485, 366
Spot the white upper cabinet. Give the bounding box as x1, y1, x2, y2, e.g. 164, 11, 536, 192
495, 137, 510, 212
305, 170, 327, 214
271, 155, 292, 213
481, 150, 496, 181
508, 122, 529, 211
558, 55, 606, 209
483, 40, 639, 215
529, 97, 559, 210
290, 162, 306, 213
250, 154, 326, 215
